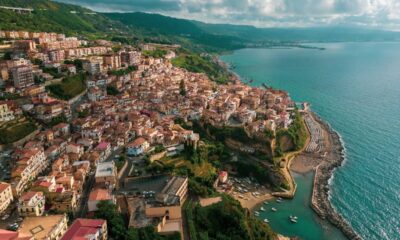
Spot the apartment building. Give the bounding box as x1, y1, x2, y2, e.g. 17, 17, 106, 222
19, 214, 68, 240
18, 191, 45, 217
0, 101, 15, 122
0, 183, 13, 214
61, 218, 107, 240
12, 65, 34, 89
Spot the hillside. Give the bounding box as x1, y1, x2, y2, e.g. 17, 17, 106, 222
0, 0, 128, 39
104, 12, 246, 52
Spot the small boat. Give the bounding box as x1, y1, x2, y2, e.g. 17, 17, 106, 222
264, 201, 269, 205
271, 207, 277, 212
276, 199, 283, 203
260, 207, 265, 211
254, 211, 260, 215
264, 218, 269, 223
290, 218, 297, 223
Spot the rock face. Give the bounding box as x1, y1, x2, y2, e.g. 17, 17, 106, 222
310, 114, 361, 240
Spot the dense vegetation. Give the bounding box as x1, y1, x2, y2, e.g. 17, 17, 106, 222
172, 52, 231, 84
203, 123, 253, 143
108, 66, 137, 76
276, 111, 308, 154
143, 49, 167, 58
186, 195, 276, 240
0, 0, 127, 39
0, 121, 36, 144
46, 73, 86, 100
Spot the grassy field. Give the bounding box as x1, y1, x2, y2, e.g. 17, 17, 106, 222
0, 121, 36, 144
47, 73, 86, 100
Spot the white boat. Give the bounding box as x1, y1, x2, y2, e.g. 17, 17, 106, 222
290, 218, 297, 223
264, 218, 269, 223
271, 207, 277, 212
264, 201, 269, 205
260, 207, 265, 211
254, 211, 260, 215
276, 197, 283, 203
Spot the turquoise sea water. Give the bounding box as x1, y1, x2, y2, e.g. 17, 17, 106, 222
221, 43, 400, 240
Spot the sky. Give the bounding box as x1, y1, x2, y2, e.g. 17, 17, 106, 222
57, 0, 400, 29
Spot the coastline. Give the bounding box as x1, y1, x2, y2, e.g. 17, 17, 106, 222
308, 112, 360, 240
219, 56, 359, 239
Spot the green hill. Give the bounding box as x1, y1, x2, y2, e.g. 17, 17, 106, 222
0, 0, 127, 39
104, 12, 246, 52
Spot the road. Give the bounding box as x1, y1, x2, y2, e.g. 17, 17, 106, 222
74, 172, 95, 218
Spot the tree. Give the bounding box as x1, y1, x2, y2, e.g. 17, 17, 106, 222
95, 201, 127, 240
179, 79, 186, 96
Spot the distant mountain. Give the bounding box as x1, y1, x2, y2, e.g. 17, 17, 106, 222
104, 12, 246, 51
196, 22, 400, 42
1, 0, 400, 52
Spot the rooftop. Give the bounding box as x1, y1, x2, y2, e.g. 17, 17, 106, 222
61, 218, 105, 240
88, 188, 112, 201
95, 162, 115, 178
161, 176, 187, 196
18, 215, 66, 240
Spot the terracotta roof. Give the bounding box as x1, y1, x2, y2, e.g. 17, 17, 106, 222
0, 182, 10, 193
20, 191, 41, 202
61, 218, 106, 240
127, 137, 147, 147
88, 188, 111, 201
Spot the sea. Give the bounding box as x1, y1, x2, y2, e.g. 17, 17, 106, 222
220, 43, 400, 240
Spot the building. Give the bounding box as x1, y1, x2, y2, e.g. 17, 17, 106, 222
11, 147, 49, 196
126, 137, 149, 156
121, 51, 141, 66
87, 188, 114, 212
18, 214, 68, 240
103, 54, 121, 70
0, 183, 13, 214
12, 65, 34, 89
218, 171, 228, 184
142, 177, 188, 238
18, 191, 45, 217
13, 40, 36, 52
0, 101, 15, 122
83, 59, 102, 75
61, 218, 107, 240
95, 162, 117, 189
159, 176, 188, 205
0, 229, 33, 240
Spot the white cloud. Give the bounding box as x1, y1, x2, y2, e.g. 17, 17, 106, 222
57, 0, 400, 29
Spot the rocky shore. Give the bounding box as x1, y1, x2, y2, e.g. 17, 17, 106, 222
310, 113, 361, 240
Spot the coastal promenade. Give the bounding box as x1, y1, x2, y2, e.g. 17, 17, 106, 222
302, 112, 361, 240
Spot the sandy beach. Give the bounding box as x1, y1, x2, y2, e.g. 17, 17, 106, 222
234, 192, 274, 210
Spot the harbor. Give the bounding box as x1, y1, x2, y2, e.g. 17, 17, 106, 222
255, 172, 346, 240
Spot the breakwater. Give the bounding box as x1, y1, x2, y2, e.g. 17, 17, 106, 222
310, 113, 360, 240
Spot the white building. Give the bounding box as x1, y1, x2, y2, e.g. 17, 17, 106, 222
0, 182, 13, 214
18, 191, 45, 217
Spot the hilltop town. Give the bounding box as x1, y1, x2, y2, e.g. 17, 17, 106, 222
0, 28, 300, 240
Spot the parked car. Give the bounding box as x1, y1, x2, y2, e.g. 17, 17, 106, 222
2, 214, 10, 220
